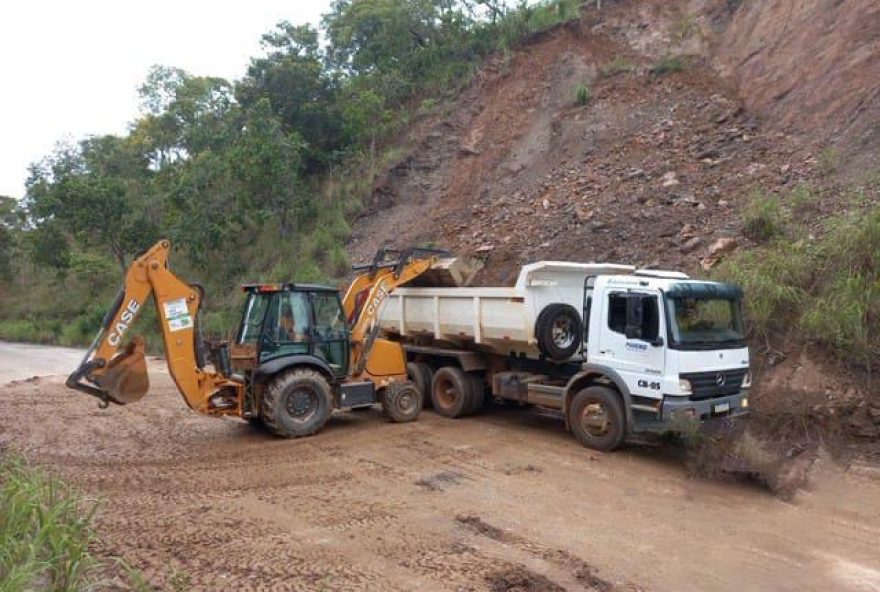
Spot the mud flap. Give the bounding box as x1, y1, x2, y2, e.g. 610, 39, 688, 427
96, 337, 149, 404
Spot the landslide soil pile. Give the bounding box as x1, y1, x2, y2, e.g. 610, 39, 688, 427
348, 0, 879, 283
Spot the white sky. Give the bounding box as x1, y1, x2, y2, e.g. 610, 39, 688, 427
0, 0, 331, 199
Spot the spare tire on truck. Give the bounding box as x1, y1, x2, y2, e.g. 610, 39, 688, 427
535, 303, 583, 361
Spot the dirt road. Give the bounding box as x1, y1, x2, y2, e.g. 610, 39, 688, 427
0, 340, 84, 383
1, 345, 879, 591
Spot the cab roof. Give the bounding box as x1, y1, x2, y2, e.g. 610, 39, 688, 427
241, 282, 339, 294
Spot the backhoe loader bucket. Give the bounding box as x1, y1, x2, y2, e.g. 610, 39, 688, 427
96, 336, 149, 404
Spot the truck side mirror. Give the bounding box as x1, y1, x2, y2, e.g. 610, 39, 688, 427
624, 294, 644, 340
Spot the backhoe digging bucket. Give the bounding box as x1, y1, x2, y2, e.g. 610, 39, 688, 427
96, 337, 149, 404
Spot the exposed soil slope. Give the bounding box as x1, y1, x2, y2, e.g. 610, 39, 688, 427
348, 0, 879, 281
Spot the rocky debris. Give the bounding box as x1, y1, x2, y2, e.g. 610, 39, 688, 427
708, 237, 738, 256
349, 0, 818, 283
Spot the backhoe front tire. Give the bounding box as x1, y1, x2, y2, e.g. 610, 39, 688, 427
382, 382, 422, 423
262, 368, 333, 438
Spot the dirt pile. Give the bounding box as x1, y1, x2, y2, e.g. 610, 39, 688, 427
351, 0, 868, 282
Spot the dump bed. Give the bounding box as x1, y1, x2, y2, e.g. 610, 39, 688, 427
380, 262, 635, 357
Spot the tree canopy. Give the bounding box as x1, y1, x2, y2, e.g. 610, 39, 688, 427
0, 0, 579, 346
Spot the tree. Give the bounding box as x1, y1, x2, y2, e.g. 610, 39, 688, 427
24, 135, 159, 272
237, 23, 342, 171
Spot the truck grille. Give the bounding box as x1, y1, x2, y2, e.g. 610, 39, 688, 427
680, 368, 747, 400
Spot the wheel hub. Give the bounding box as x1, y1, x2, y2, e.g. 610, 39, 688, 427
581, 401, 610, 435
397, 390, 416, 412
552, 317, 576, 349
285, 389, 317, 420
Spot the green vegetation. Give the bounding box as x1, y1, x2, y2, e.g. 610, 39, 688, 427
0, 457, 99, 591
742, 190, 783, 241
0, 0, 582, 347
600, 55, 634, 78
651, 55, 685, 75
819, 146, 841, 176
575, 83, 591, 106
716, 183, 880, 376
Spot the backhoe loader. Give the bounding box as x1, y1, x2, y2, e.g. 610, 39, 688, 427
67, 239, 449, 437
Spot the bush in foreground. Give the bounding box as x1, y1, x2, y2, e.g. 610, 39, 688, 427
0, 457, 99, 591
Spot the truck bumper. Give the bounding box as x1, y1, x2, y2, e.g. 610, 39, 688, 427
632, 391, 750, 434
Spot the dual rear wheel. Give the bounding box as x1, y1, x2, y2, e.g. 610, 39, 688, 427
430, 366, 484, 418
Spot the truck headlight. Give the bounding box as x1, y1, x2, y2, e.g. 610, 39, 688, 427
742, 371, 751, 388
679, 379, 692, 394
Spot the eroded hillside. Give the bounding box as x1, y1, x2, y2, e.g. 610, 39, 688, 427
349, 0, 879, 284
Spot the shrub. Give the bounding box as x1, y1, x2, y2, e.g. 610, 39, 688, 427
717, 203, 880, 374
600, 56, 634, 77
819, 147, 840, 176
575, 83, 591, 106
742, 190, 783, 241
651, 56, 685, 75
0, 457, 99, 591
715, 244, 810, 341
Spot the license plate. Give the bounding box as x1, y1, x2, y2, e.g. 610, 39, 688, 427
714, 402, 730, 414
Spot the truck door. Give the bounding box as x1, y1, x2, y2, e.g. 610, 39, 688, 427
594, 291, 666, 397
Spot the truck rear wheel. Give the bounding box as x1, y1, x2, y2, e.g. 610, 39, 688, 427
407, 362, 434, 409
431, 366, 471, 418
382, 382, 422, 423
535, 303, 583, 361
262, 368, 334, 438
465, 374, 485, 415
569, 386, 626, 451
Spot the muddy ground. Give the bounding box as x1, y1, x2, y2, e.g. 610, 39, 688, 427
1, 345, 879, 591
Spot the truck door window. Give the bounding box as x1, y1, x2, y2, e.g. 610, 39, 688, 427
608, 293, 659, 340
608, 294, 627, 333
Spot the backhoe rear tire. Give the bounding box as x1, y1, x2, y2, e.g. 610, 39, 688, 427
407, 362, 434, 409
262, 368, 333, 438
431, 366, 471, 418
382, 382, 422, 423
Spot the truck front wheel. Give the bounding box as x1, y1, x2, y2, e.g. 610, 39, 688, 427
569, 386, 626, 451
262, 368, 334, 438
431, 366, 471, 418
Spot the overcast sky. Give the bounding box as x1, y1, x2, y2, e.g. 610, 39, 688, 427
0, 0, 331, 199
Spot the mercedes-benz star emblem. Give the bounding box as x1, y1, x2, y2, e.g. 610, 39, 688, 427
715, 373, 726, 386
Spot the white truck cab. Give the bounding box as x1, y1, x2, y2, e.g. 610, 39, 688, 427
585, 271, 751, 433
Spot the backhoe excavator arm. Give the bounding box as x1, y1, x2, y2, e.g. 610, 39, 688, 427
67, 240, 241, 413
343, 247, 449, 374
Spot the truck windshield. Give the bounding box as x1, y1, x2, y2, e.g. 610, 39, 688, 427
665, 296, 745, 349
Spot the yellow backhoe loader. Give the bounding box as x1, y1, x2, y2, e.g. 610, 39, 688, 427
67, 239, 449, 437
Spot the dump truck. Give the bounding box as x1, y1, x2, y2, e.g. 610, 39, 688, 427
381, 261, 751, 451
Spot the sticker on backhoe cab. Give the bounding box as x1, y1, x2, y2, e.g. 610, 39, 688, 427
163, 298, 193, 332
